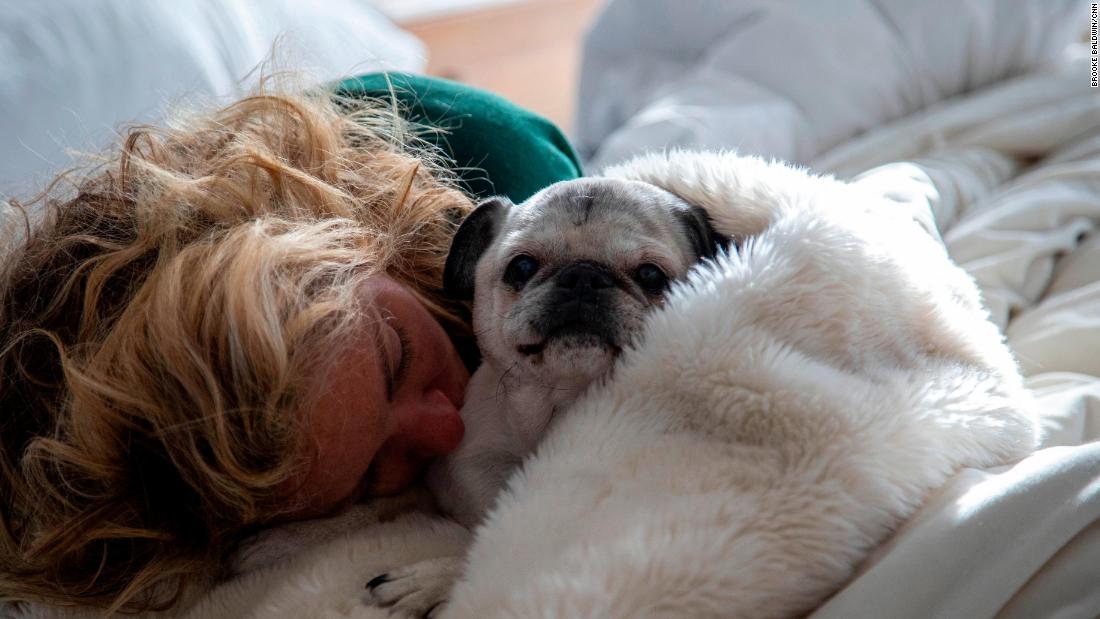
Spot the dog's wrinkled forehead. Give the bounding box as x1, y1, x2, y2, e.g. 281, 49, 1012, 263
499, 178, 699, 264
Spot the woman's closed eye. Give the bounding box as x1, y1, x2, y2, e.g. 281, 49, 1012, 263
384, 321, 415, 402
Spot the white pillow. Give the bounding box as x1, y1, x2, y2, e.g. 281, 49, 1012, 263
0, 0, 425, 198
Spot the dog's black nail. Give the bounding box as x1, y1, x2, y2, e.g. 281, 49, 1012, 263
366, 574, 389, 590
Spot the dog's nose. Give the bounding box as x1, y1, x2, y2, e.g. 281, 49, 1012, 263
556, 262, 614, 291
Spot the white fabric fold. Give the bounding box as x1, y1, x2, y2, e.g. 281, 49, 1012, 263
576, 0, 1081, 170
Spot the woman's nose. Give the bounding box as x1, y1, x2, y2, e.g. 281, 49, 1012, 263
400, 387, 465, 458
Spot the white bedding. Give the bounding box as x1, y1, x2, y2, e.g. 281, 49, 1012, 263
812, 60, 1100, 619
578, 1, 1100, 616
0, 0, 426, 199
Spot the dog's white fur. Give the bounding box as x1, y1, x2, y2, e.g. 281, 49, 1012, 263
436, 151, 1039, 618
64, 151, 1037, 619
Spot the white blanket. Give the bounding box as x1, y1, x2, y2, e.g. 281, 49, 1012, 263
576, 0, 1081, 170
810, 60, 1100, 619
578, 1, 1100, 616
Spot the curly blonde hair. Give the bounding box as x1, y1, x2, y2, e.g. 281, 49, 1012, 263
0, 81, 474, 612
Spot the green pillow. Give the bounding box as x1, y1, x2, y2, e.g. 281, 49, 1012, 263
335, 73, 583, 203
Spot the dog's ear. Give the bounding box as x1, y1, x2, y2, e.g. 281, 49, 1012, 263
677, 205, 730, 261
443, 196, 511, 300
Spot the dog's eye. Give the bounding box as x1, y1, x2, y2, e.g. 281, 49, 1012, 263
634, 263, 668, 293
503, 255, 540, 288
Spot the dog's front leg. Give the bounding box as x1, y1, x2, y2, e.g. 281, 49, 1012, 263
365, 556, 466, 618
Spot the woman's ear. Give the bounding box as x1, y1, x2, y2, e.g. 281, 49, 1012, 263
443, 196, 512, 300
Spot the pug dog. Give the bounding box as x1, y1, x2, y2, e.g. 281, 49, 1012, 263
363, 178, 725, 617
425, 177, 726, 529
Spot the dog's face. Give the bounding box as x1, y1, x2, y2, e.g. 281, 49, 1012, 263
445, 178, 725, 386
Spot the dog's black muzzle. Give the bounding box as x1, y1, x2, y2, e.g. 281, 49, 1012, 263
529, 262, 621, 346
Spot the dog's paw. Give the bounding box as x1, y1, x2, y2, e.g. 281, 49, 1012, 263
364, 556, 465, 618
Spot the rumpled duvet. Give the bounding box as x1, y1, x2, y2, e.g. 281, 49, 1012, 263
578, 1, 1100, 616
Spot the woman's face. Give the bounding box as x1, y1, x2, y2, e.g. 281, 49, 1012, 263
290, 274, 469, 518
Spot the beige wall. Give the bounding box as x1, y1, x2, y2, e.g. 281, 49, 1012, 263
397, 0, 605, 135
